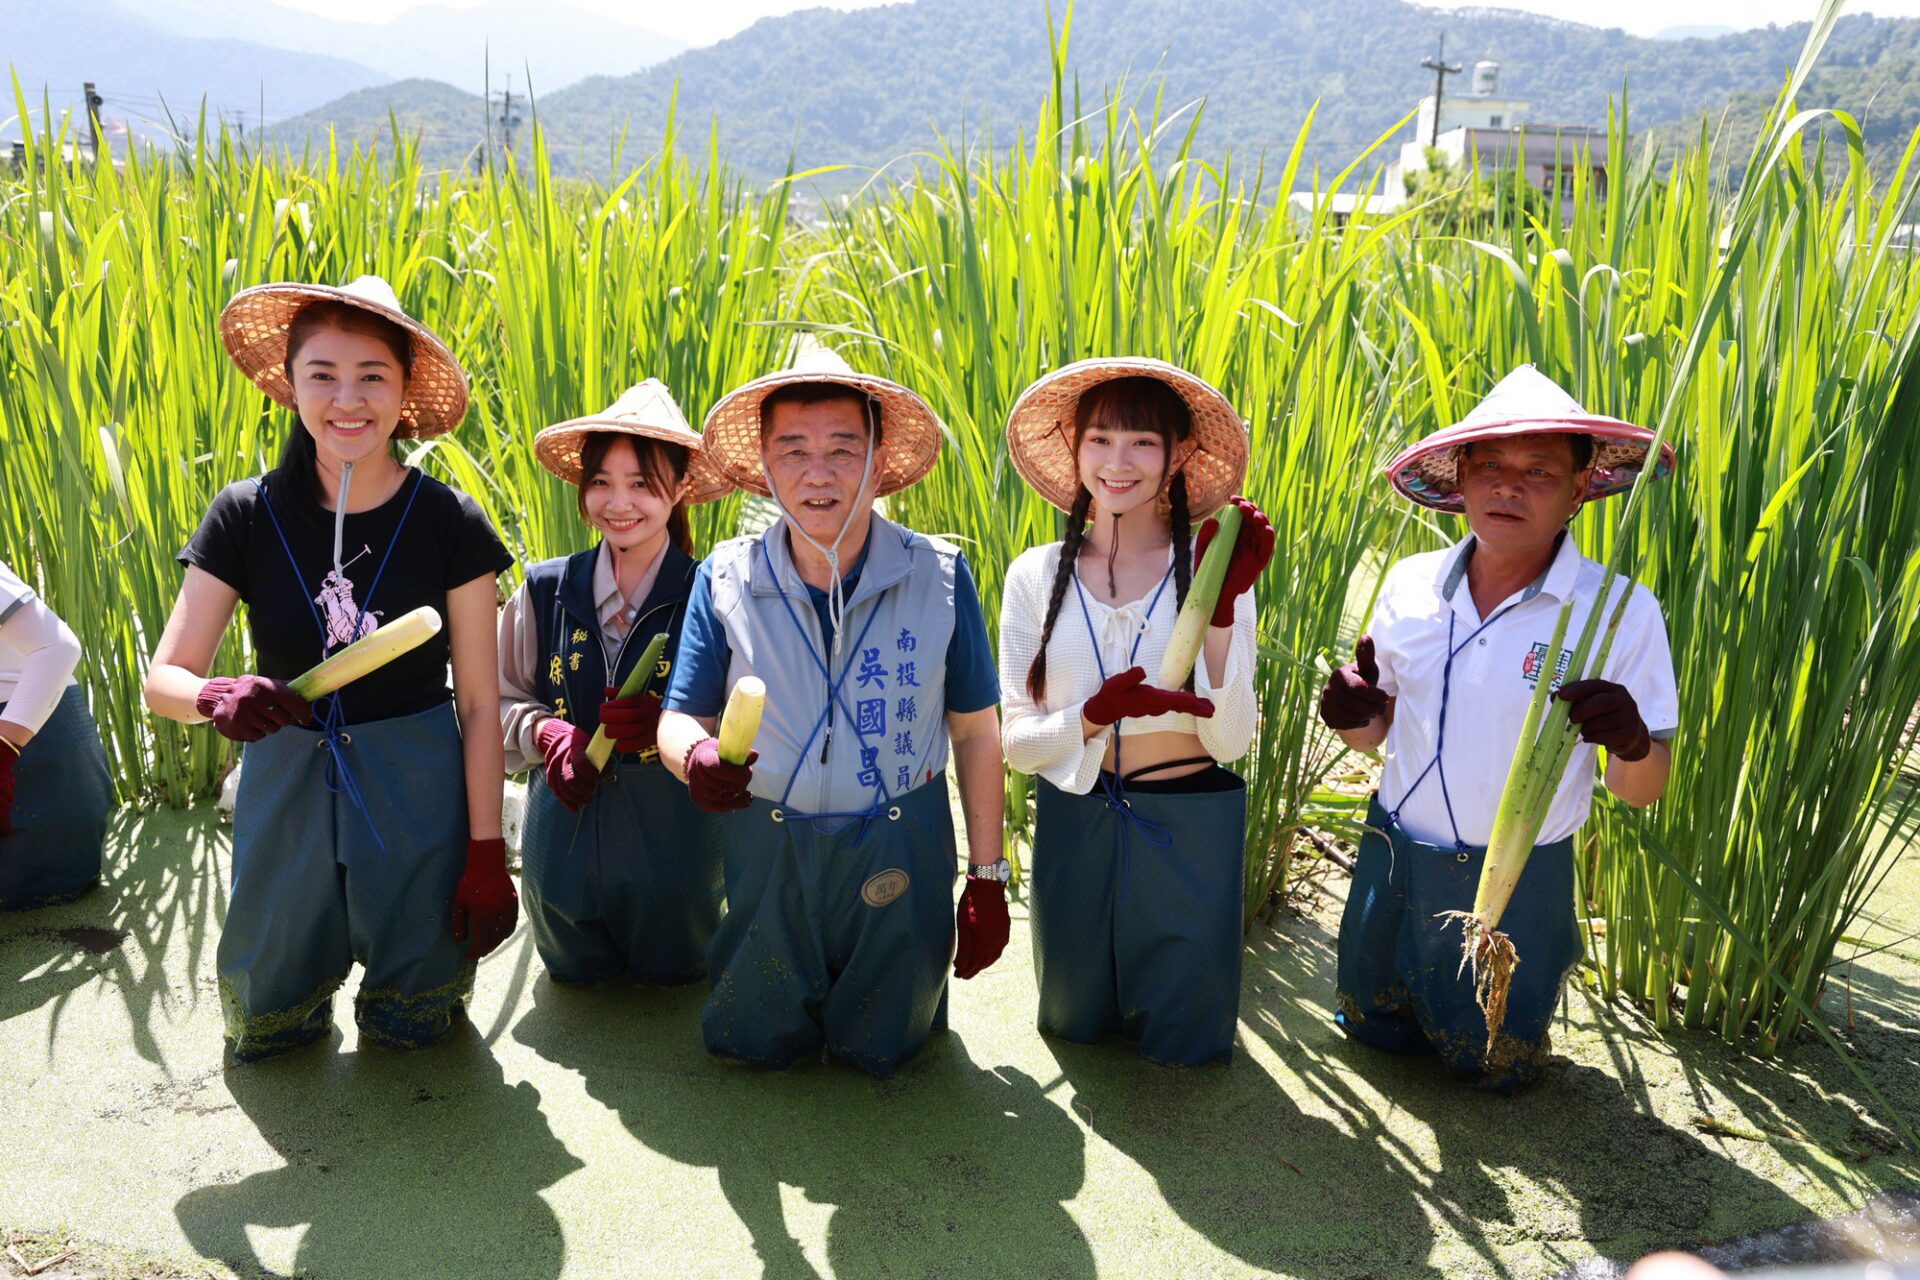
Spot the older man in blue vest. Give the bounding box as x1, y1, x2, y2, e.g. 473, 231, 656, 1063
657, 346, 1010, 1076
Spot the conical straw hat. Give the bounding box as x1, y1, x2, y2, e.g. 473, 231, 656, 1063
219, 275, 469, 439
1005, 357, 1250, 516
533, 379, 733, 504
700, 341, 943, 500
1384, 365, 1676, 512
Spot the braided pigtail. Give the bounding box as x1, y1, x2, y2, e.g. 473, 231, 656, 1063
1026, 485, 1095, 704
1168, 473, 1196, 690
1169, 472, 1193, 611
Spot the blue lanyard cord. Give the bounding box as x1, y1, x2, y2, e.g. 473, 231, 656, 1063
1071, 563, 1176, 896
253, 473, 425, 852
757, 540, 898, 843
1385, 601, 1521, 852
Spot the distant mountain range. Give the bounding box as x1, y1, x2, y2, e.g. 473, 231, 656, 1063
2, 0, 681, 142
4, 0, 388, 136
262, 0, 1920, 187
128, 0, 685, 95
12, 0, 1919, 190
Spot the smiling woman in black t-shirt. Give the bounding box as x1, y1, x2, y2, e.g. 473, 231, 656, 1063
143, 275, 516, 1063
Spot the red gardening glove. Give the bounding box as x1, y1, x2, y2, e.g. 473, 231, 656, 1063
1556, 679, 1652, 762
685, 738, 756, 814
1083, 667, 1215, 727
1193, 495, 1277, 628
535, 716, 600, 812
0, 739, 17, 837
1319, 635, 1390, 730
598, 686, 663, 757
953, 878, 1009, 979
194, 675, 313, 742
451, 836, 517, 960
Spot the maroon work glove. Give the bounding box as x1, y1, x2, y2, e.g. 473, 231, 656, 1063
1319, 635, 1390, 731
0, 739, 16, 837
451, 836, 518, 960
1193, 495, 1278, 628
535, 716, 600, 812
598, 686, 663, 757
1083, 667, 1215, 727
685, 738, 757, 814
1556, 679, 1652, 762
953, 878, 1010, 979
194, 675, 314, 743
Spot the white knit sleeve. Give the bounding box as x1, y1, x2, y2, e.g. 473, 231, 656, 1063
0, 593, 82, 734
1192, 585, 1259, 765
998, 549, 1111, 795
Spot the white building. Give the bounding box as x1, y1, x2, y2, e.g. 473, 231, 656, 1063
1380, 60, 1612, 219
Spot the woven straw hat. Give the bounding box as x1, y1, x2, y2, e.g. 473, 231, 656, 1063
1383, 365, 1677, 513
1005, 357, 1251, 516
700, 342, 943, 500
533, 379, 733, 505
219, 275, 469, 439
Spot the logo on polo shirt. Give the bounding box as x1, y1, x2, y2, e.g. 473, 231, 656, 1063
1522, 642, 1571, 691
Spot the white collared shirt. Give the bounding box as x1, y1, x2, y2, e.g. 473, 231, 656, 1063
589, 539, 667, 649
1370, 532, 1678, 847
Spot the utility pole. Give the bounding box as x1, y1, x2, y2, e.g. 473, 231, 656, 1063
83, 81, 104, 161
1420, 34, 1463, 147
492, 79, 523, 156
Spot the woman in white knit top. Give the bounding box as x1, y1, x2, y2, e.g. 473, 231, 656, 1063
1000, 359, 1274, 1066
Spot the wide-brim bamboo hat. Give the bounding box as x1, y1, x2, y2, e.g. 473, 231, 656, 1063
1384, 364, 1677, 513
701, 342, 943, 500
533, 379, 733, 505
1006, 357, 1250, 516
219, 274, 469, 439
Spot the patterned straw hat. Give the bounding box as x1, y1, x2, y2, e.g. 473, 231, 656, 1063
1383, 364, 1677, 513
533, 379, 733, 504
1005, 357, 1251, 516
219, 275, 469, 439
700, 341, 944, 500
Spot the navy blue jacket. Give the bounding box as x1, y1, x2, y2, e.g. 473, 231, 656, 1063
524, 541, 698, 760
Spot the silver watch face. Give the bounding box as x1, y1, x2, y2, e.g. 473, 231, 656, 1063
968, 859, 1011, 884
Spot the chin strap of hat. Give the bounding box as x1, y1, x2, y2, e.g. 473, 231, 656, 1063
332, 460, 355, 578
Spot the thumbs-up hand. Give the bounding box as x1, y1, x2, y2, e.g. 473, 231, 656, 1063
1319, 635, 1391, 730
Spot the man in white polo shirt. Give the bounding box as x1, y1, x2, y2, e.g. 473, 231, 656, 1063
1318, 366, 1679, 1091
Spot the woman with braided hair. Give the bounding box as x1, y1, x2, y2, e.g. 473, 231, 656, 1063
1000, 359, 1273, 1066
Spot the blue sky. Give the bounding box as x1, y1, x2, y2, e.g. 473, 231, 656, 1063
264, 0, 1920, 49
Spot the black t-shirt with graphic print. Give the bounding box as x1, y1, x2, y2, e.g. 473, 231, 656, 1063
179, 468, 513, 724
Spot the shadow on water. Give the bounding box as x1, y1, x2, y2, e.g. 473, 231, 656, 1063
511, 977, 1095, 1280
0, 805, 224, 1070
174, 1023, 580, 1280
1045, 902, 1903, 1280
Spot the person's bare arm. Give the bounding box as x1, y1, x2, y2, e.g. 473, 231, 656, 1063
448, 574, 506, 840
658, 709, 719, 783
947, 706, 1006, 868
144, 567, 243, 723
1605, 739, 1671, 807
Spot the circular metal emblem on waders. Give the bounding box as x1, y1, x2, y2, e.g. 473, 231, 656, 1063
861, 869, 910, 908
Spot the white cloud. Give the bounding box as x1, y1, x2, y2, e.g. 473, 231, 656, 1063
266, 0, 899, 46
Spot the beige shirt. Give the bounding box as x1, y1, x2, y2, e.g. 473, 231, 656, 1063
497, 541, 669, 773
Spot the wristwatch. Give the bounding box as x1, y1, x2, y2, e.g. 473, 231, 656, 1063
966, 858, 1012, 884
